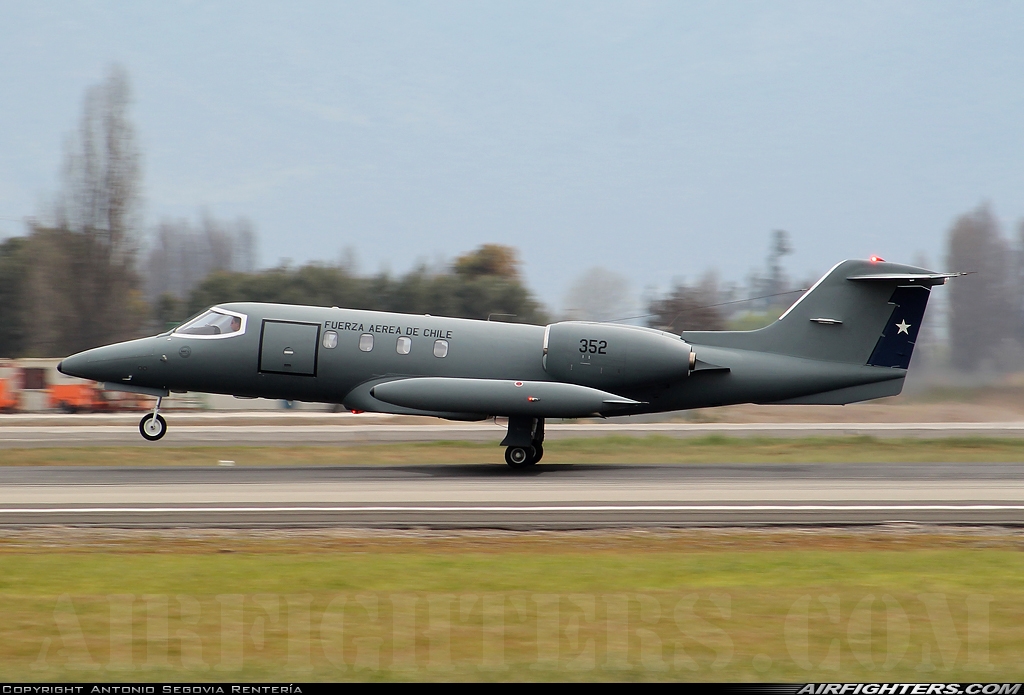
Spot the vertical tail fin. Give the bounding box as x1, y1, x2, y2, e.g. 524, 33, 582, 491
684, 259, 955, 366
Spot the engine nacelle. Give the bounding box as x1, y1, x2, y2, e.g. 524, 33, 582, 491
543, 321, 694, 390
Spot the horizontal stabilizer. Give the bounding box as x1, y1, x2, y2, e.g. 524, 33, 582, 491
371, 377, 640, 418
847, 272, 961, 286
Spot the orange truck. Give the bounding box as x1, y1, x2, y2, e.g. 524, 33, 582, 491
47, 384, 149, 413
47, 383, 111, 413
0, 378, 17, 412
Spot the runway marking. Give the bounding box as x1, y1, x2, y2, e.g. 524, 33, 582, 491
0, 504, 1023, 514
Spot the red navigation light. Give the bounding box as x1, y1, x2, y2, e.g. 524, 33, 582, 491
870, 255, 885, 263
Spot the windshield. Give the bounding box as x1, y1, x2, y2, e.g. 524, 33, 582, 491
175, 309, 245, 337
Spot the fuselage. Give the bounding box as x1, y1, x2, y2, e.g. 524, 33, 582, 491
58, 299, 907, 419
54, 258, 949, 466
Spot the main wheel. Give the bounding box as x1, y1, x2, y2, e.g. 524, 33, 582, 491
139, 413, 167, 441
531, 442, 544, 463
505, 445, 535, 469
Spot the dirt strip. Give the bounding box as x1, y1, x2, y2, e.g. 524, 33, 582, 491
1, 525, 1023, 554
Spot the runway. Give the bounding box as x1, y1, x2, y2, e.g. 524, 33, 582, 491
1, 462, 1022, 528
5, 420, 1024, 447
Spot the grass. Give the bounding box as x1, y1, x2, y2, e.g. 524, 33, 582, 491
1, 437, 1022, 680
3, 434, 1024, 466
0, 530, 1021, 680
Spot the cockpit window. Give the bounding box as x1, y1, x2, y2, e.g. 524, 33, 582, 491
175, 309, 246, 337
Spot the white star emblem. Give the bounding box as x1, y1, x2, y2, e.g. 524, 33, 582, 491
896, 320, 911, 335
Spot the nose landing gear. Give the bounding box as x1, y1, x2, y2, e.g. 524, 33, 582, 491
139, 397, 167, 441
502, 416, 545, 469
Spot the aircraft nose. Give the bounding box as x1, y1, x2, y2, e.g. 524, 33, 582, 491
58, 338, 157, 382
56, 350, 96, 380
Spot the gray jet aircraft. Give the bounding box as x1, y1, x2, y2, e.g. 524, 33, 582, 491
58, 258, 955, 467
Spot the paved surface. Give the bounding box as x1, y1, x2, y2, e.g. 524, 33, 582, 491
5, 421, 1024, 447
1, 462, 1022, 528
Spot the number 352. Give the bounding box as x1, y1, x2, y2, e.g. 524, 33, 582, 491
579, 339, 608, 354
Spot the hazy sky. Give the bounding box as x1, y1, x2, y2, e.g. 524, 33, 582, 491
2, 1, 1023, 309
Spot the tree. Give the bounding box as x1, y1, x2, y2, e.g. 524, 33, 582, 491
0, 236, 30, 357
453, 244, 520, 279
744, 229, 793, 309
145, 214, 258, 304
25, 65, 146, 356
563, 267, 633, 322
186, 245, 549, 325
946, 204, 1014, 371
766, 229, 792, 296
646, 271, 725, 333
1013, 220, 1024, 347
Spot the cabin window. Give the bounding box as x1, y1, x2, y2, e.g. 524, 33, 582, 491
433, 339, 449, 358
396, 336, 411, 355
175, 309, 245, 337
322, 331, 338, 349
358, 334, 374, 352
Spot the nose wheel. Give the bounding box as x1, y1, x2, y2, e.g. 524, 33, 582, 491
139, 414, 167, 441
139, 397, 167, 441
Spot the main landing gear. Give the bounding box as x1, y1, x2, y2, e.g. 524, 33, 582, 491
139, 396, 167, 441
502, 416, 544, 469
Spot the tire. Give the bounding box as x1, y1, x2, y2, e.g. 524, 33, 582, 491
531, 442, 544, 464
139, 413, 167, 441
505, 446, 533, 469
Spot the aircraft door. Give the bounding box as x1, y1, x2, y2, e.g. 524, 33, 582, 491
259, 320, 320, 376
